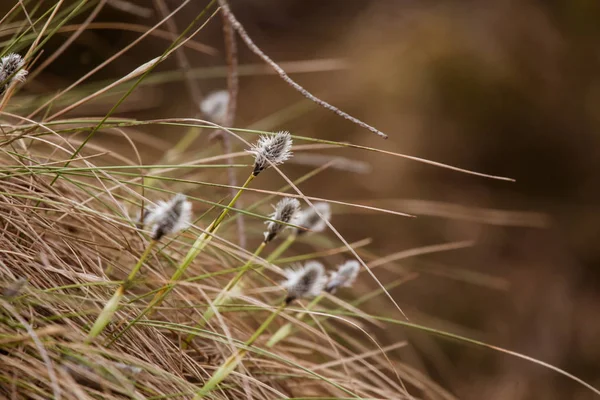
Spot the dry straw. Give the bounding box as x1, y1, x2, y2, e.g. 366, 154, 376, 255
194, 261, 327, 398
182, 197, 300, 347
112, 131, 294, 342
264, 201, 332, 265
87, 194, 192, 341
267, 260, 359, 348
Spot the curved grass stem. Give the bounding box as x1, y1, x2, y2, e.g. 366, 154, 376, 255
107, 173, 255, 346
182, 240, 267, 348
86, 240, 157, 342
266, 293, 323, 347
193, 302, 287, 399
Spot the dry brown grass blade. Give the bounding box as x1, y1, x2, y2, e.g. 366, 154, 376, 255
26, 0, 197, 121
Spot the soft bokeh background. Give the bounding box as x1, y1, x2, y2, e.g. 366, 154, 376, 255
11, 0, 600, 398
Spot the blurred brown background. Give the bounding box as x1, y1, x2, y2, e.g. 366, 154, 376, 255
15, 0, 600, 399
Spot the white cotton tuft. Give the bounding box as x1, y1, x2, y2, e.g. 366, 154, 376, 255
0, 53, 27, 94
247, 131, 293, 176
296, 202, 331, 235
264, 198, 300, 243
144, 194, 192, 241
282, 261, 327, 303
200, 90, 230, 124
325, 260, 360, 294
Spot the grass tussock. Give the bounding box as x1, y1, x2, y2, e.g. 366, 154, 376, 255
1, 1, 599, 400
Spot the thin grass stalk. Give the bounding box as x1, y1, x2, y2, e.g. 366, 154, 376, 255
266, 293, 324, 348
182, 240, 267, 348
107, 174, 256, 346
143, 173, 254, 315
86, 240, 157, 341
47, 0, 218, 187
265, 233, 296, 263
193, 302, 287, 398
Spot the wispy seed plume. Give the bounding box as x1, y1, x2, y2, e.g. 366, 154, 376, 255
247, 131, 293, 176
200, 90, 230, 124
325, 260, 360, 294
144, 194, 192, 241
296, 202, 331, 235
282, 261, 327, 304
0, 53, 27, 94
264, 198, 300, 243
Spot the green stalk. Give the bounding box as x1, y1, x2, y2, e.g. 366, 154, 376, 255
182, 240, 267, 348
107, 173, 255, 345
182, 232, 297, 347
86, 241, 156, 341
266, 293, 323, 348
144, 173, 254, 313
193, 302, 287, 398
265, 233, 296, 263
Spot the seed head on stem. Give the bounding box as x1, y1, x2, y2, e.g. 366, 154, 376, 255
296, 202, 331, 235
144, 194, 192, 241
200, 90, 229, 124
0, 53, 27, 94
325, 260, 360, 294
264, 198, 300, 243
282, 261, 327, 304
247, 131, 293, 176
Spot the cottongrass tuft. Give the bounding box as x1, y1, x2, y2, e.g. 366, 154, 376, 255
296, 202, 331, 235
325, 260, 360, 294
282, 261, 327, 304
144, 194, 192, 241
247, 131, 293, 176
0, 53, 27, 94
200, 90, 229, 124
264, 197, 300, 243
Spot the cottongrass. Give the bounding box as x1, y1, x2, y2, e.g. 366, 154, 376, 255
194, 261, 328, 398
0, 53, 27, 94
325, 260, 360, 293
200, 89, 230, 124
267, 260, 359, 348
144, 193, 193, 241
247, 131, 293, 175
87, 194, 192, 341
296, 201, 331, 235
282, 261, 328, 304
2, 4, 590, 400
182, 197, 300, 347
264, 197, 300, 243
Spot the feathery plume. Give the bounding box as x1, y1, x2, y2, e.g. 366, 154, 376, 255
0, 53, 27, 94
296, 202, 331, 235
200, 90, 229, 124
247, 131, 293, 176
144, 194, 192, 241
282, 261, 327, 304
264, 198, 300, 243
325, 260, 360, 294
132, 206, 152, 229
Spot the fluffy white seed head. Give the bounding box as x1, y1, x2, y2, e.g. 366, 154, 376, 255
296, 202, 331, 235
144, 194, 192, 241
247, 131, 293, 176
325, 260, 360, 294
264, 198, 300, 243
133, 206, 152, 229
282, 261, 327, 304
0, 53, 27, 94
200, 90, 229, 124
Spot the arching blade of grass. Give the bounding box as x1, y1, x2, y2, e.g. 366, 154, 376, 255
47, 0, 219, 187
